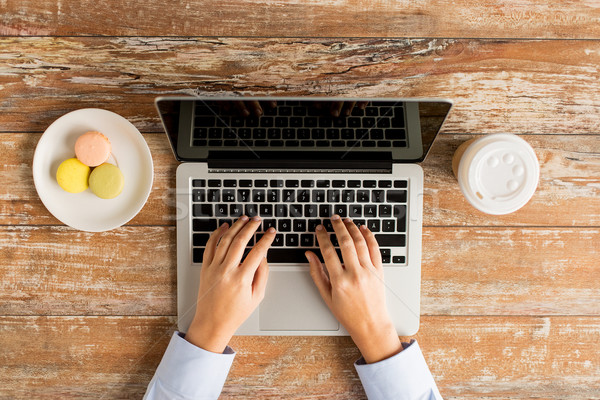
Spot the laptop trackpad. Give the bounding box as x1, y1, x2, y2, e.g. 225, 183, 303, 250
259, 270, 339, 331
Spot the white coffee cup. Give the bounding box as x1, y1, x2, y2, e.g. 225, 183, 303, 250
452, 133, 539, 215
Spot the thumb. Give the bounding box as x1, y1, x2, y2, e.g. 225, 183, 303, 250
305, 251, 332, 306
252, 257, 269, 301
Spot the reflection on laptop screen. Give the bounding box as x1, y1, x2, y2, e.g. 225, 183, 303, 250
157, 98, 451, 164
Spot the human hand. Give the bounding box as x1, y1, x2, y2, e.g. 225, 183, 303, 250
314, 101, 369, 117
185, 216, 276, 353
222, 100, 277, 116
305, 215, 402, 363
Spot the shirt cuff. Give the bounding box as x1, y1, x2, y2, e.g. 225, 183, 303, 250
148, 331, 235, 400
355, 340, 442, 400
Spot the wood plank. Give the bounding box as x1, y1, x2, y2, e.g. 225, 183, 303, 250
2, 37, 600, 134
2, 0, 600, 39
2, 133, 598, 226
1, 316, 599, 398
1, 226, 597, 316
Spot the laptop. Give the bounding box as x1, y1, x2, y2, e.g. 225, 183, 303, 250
156, 97, 452, 336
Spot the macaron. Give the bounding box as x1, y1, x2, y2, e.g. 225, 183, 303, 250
56, 158, 91, 193
88, 163, 124, 199
75, 131, 112, 167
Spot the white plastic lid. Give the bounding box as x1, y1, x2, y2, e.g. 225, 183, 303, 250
457, 134, 539, 215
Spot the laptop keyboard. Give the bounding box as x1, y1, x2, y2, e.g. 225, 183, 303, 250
191, 100, 408, 149
191, 178, 408, 265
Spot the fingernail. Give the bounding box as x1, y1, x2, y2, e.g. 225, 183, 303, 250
240, 215, 249, 221
360, 224, 368, 230
304, 251, 312, 261
344, 217, 352, 224
331, 214, 340, 221
221, 222, 228, 228
252, 216, 261, 221
316, 225, 323, 231
267, 227, 276, 233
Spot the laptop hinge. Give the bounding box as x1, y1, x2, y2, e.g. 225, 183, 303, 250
208, 168, 391, 174
207, 159, 392, 170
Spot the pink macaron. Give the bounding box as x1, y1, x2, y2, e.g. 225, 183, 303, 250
75, 131, 112, 167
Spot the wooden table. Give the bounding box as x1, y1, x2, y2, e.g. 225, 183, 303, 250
1, 1, 599, 398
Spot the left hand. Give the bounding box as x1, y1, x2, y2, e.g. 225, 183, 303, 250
185, 216, 276, 353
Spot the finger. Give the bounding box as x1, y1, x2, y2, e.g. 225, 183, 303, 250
252, 257, 270, 301
330, 214, 361, 271
343, 218, 373, 268
202, 222, 229, 266
342, 101, 356, 116
330, 101, 344, 117
213, 215, 251, 262
248, 100, 263, 116
221, 216, 263, 268
233, 101, 250, 117
360, 224, 383, 269
241, 226, 276, 276
306, 251, 332, 307
358, 101, 368, 110
314, 223, 343, 278
268, 100, 277, 109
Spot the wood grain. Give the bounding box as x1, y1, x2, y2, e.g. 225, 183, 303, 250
1, 316, 599, 399
2, 37, 600, 134
1, 226, 597, 316
2, 0, 600, 39
2, 133, 597, 227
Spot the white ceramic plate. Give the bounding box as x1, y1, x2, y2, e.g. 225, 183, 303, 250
33, 109, 154, 232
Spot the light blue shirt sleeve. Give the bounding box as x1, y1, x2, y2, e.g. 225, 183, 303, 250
355, 340, 442, 400
143, 331, 235, 400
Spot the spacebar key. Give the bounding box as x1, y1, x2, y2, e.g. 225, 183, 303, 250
268, 248, 322, 263
375, 234, 406, 247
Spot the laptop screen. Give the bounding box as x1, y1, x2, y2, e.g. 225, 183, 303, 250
156, 98, 451, 164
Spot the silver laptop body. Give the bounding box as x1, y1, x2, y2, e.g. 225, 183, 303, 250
156, 97, 452, 336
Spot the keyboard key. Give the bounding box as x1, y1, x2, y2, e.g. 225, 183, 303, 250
382, 255, 391, 264
375, 234, 406, 247
207, 189, 220, 202
382, 219, 395, 232
239, 180, 252, 187
230, 204, 243, 217
267, 189, 280, 202
255, 180, 268, 187
350, 205, 362, 217
297, 190, 311, 202
192, 179, 206, 187
332, 180, 345, 188
282, 189, 295, 202
193, 204, 213, 217
327, 190, 340, 202
380, 249, 391, 257
301, 234, 314, 247
387, 190, 407, 203
367, 219, 380, 232
193, 248, 205, 263
319, 205, 332, 217
357, 190, 370, 202
308, 219, 321, 232
354, 219, 366, 227
278, 219, 291, 232
316, 180, 330, 188
394, 180, 408, 188
275, 204, 288, 217
301, 180, 315, 188
237, 189, 250, 202
208, 179, 221, 187
270, 179, 284, 187
222, 189, 235, 202
312, 190, 325, 202
286, 234, 299, 247
379, 180, 392, 188
286, 180, 299, 188
193, 233, 210, 246
215, 204, 228, 217
379, 204, 392, 217
348, 180, 361, 188
260, 204, 273, 217
293, 219, 306, 232
304, 204, 318, 217
273, 234, 284, 247
193, 219, 217, 232
392, 256, 406, 264
329, 234, 339, 247
333, 205, 347, 217
364, 205, 377, 217
290, 204, 303, 217
245, 204, 258, 217
394, 205, 406, 232
192, 189, 205, 202
323, 219, 333, 231
342, 190, 355, 202
252, 189, 265, 202
363, 180, 376, 188
218, 219, 232, 227
372, 190, 385, 203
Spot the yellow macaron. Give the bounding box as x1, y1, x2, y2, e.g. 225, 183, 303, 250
88, 163, 124, 199
56, 158, 91, 193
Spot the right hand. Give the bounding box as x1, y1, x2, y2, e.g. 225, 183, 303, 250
305, 215, 403, 363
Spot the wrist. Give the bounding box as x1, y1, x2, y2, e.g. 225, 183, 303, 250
352, 321, 403, 364
185, 319, 233, 354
